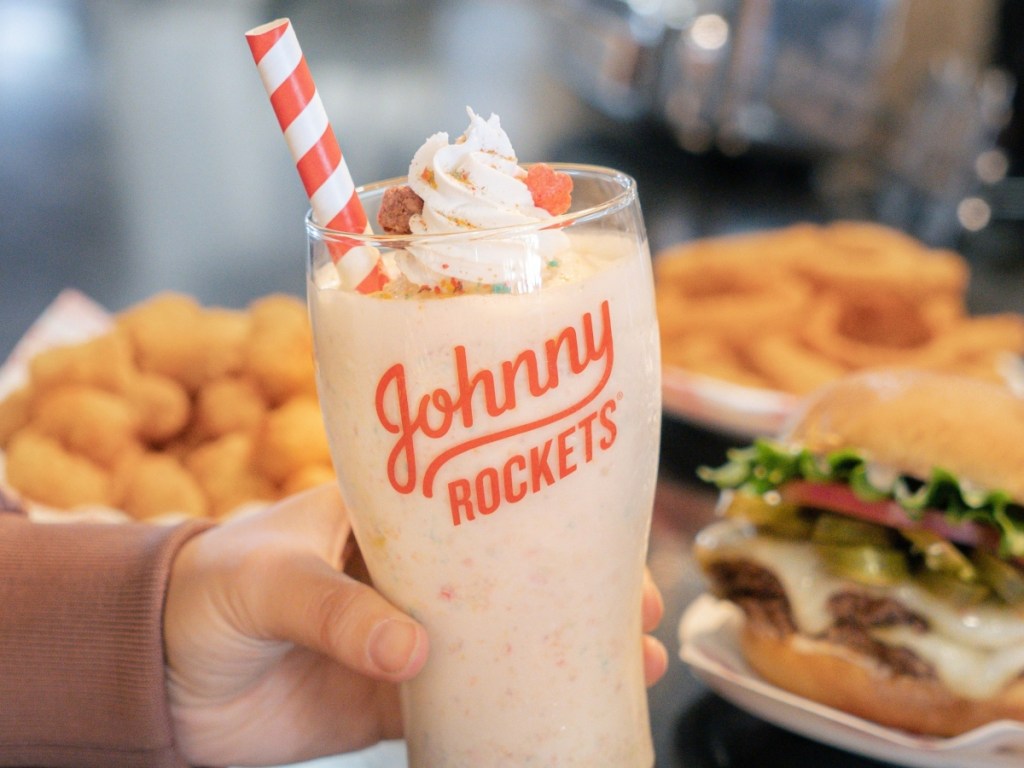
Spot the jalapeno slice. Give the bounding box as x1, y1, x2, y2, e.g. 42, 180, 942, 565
811, 513, 895, 548
723, 492, 814, 539
972, 550, 1024, 605
901, 528, 978, 581
817, 544, 909, 586
915, 569, 992, 606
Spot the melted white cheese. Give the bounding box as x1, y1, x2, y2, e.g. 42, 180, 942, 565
696, 519, 1024, 699
875, 627, 1024, 700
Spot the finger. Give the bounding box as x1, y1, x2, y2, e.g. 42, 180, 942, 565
257, 556, 429, 682
641, 569, 664, 633
643, 634, 669, 687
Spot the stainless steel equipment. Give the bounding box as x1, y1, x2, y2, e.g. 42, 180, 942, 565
544, 0, 1015, 244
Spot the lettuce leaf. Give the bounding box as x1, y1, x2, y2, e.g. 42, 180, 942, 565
698, 439, 1024, 558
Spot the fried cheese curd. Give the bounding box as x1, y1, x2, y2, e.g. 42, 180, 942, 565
655, 222, 1024, 395
0, 292, 336, 521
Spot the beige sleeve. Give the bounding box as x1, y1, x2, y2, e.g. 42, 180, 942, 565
0, 515, 213, 768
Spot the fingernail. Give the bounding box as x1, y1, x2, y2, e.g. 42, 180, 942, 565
369, 619, 419, 675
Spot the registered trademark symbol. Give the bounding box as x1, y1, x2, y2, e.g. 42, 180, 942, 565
616, 391, 623, 401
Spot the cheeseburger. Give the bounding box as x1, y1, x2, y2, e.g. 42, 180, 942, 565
694, 368, 1024, 736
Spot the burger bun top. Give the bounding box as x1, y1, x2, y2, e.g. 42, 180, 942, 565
782, 368, 1024, 503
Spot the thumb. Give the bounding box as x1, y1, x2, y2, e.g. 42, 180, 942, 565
258, 555, 429, 682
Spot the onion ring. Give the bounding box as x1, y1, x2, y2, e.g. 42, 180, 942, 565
654, 222, 1020, 398
799, 292, 963, 369
655, 258, 812, 343
743, 334, 849, 395
787, 221, 969, 301
659, 332, 772, 389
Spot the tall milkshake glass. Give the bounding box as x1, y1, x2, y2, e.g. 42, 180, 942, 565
307, 164, 661, 767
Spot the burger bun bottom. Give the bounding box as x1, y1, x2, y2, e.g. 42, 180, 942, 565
740, 623, 1024, 737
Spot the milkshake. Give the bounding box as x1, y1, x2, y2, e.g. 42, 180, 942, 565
308, 110, 660, 766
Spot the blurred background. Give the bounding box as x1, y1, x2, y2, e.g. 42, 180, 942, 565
2, 0, 1022, 361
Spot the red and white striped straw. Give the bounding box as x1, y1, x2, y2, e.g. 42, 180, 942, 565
246, 18, 386, 293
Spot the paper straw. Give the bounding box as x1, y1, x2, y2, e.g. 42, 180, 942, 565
246, 18, 386, 293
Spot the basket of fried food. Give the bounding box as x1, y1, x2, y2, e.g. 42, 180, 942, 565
0, 291, 336, 523
656, 221, 1024, 432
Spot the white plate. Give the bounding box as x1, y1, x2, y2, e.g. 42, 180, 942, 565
678, 595, 1024, 767
661, 365, 799, 439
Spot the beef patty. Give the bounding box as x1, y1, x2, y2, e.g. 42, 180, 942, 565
704, 558, 935, 679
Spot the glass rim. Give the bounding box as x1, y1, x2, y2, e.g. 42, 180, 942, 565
305, 163, 638, 245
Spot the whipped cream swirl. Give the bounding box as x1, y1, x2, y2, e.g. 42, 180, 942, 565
394, 108, 569, 292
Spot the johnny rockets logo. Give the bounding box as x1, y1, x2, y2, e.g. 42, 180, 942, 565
375, 300, 618, 526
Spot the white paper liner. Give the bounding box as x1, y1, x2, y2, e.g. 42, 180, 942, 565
0, 289, 113, 398
679, 594, 1024, 767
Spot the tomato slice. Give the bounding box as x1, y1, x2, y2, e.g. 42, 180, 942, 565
780, 480, 1001, 551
